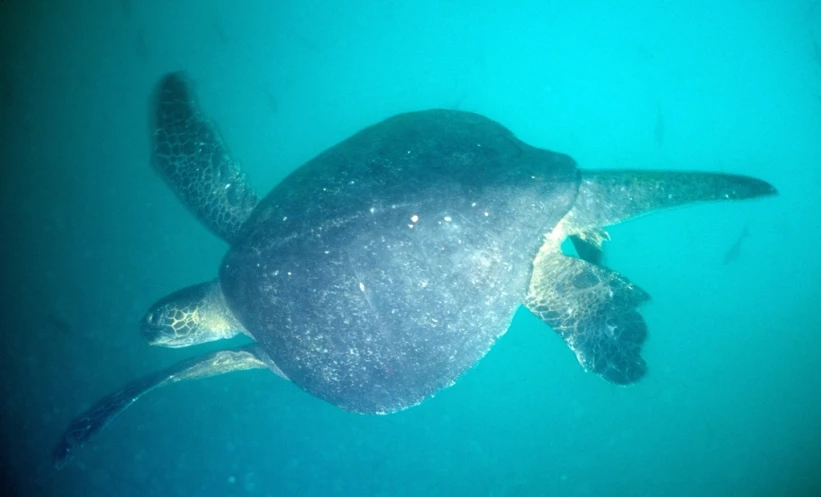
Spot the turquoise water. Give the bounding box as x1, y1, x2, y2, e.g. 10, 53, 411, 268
2, 0, 819, 495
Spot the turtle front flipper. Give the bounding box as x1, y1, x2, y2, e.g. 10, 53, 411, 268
52, 344, 285, 469
152, 72, 259, 244
564, 170, 777, 232
525, 244, 650, 385
558, 170, 775, 266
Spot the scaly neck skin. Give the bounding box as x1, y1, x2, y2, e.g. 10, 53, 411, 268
201, 280, 249, 340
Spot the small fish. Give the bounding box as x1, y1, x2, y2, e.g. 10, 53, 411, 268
449, 88, 468, 111
46, 315, 72, 335
0, 68, 12, 116
654, 102, 665, 146
260, 87, 279, 114
722, 225, 750, 265
807, 0, 821, 21
120, 0, 131, 19
634, 44, 655, 65
288, 31, 320, 52
212, 17, 228, 45
135, 29, 150, 63
812, 32, 821, 68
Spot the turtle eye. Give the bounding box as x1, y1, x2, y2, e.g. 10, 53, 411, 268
147, 308, 164, 327
156, 308, 176, 329
142, 306, 170, 331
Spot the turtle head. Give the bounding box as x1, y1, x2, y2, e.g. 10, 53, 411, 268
140, 280, 244, 348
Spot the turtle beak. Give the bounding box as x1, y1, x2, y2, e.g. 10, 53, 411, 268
140, 326, 161, 345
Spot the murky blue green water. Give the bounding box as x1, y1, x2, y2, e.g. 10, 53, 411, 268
2, 1, 819, 495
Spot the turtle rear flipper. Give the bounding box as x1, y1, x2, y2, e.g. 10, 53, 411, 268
528, 169, 776, 384
152, 72, 259, 244
52, 345, 284, 469
525, 245, 650, 385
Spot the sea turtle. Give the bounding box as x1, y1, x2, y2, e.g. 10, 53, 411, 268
52, 72, 776, 468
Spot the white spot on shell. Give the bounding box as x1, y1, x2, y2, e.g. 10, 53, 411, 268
444, 216, 452, 222
410, 214, 419, 223
359, 282, 365, 292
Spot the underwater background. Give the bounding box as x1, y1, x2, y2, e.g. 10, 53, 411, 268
1, 0, 819, 495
